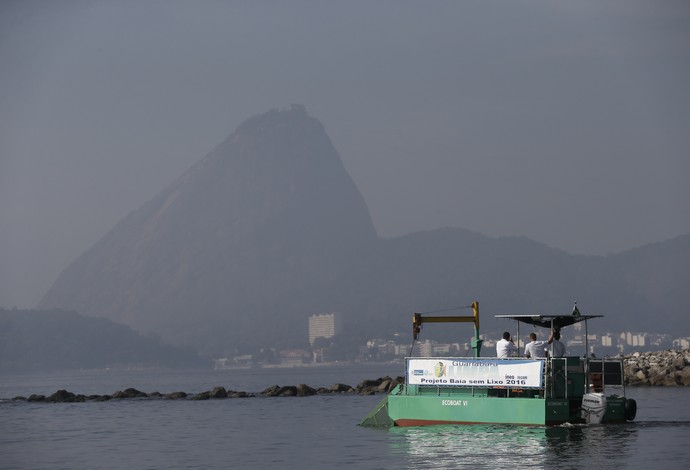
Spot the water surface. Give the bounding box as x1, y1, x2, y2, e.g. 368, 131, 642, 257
1, 367, 687, 469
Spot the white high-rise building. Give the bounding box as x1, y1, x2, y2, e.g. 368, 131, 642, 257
308, 313, 342, 346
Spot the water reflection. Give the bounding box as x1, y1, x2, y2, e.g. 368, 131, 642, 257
544, 424, 638, 467
389, 424, 548, 469
388, 423, 641, 469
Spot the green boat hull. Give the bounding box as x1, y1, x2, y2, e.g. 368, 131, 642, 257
365, 385, 628, 427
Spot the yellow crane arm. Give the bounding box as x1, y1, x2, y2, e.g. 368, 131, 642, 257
412, 301, 479, 340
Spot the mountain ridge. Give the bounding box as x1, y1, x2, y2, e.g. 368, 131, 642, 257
38, 107, 690, 354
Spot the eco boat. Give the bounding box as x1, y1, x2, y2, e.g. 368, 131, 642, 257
360, 301, 637, 427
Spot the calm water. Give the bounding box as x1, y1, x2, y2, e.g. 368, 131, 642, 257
1, 365, 688, 469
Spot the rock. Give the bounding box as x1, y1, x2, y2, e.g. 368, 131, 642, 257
46, 390, 76, 402
650, 371, 675, 386
258, 384, 311, 397
12, 375, 412, 403
277, 386, 297, 397
210, 387, 228, 398
376, 377, 393, 393
357, 379, 381, 390
192, 391, 211, 400
296, 384, 317, 397
261, 385, 281, 397
677, 368, 690, 386
356, 378, 386, 395
112, 388, 147, 399
330, 383, 354, 393
624, 349, 690, 387
673, 356, 687, 370
384, 377, 404, 393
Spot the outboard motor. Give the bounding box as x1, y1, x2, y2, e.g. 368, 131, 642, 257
581, 392, 607, 424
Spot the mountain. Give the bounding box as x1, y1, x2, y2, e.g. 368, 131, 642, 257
0, 308, 206, 372
40, 106, 377, 354
39, 107, 690, 354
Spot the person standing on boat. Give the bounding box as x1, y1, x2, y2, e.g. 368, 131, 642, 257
547, 329, 566, 357
496, 332, 518, 358
524, 333, 547, 358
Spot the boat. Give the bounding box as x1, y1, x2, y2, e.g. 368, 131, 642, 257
360, 301, 637, 427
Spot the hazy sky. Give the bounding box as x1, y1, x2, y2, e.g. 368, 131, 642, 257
1, 0, 689, 308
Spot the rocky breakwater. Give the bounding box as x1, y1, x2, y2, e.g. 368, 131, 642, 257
624, 349, 690, 386
12, 376, 404, 403
258, 376, 403, 397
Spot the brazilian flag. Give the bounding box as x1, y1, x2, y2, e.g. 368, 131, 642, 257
572, 303, 581, 318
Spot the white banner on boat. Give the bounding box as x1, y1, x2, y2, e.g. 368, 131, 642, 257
407, 358, 543, 388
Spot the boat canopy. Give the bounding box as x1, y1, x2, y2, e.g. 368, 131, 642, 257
494, 314, 602, 330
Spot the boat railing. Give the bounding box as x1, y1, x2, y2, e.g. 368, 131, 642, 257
543, 356, 626, 398
585, 358, 625, 395
546, 356, 579, 399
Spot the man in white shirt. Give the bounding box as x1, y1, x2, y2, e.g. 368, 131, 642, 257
524, 332, 547, 358
547, 329, 566, 358
496, 331, 518, 358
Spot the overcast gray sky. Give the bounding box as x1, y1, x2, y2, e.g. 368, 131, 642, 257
1, 0, 689, 308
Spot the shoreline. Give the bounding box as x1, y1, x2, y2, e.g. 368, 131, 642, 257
3, 350, 687, 401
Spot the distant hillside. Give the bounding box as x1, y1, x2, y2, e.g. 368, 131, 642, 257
38, 107, 690, 355
0, 308, 208, 372
608, 234, 690, 332
332, 227, 661, 341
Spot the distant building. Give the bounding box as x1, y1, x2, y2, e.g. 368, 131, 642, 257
279, 349, 310, 366
308, 312, 342, 346
623, 332, 646, 347
417, 340, 433, 357
433, 343, 451, 355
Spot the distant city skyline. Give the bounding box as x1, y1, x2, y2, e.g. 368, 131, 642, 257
218, 325, 689, 366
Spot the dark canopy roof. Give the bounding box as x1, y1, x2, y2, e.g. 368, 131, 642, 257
494, 314, 603, 330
